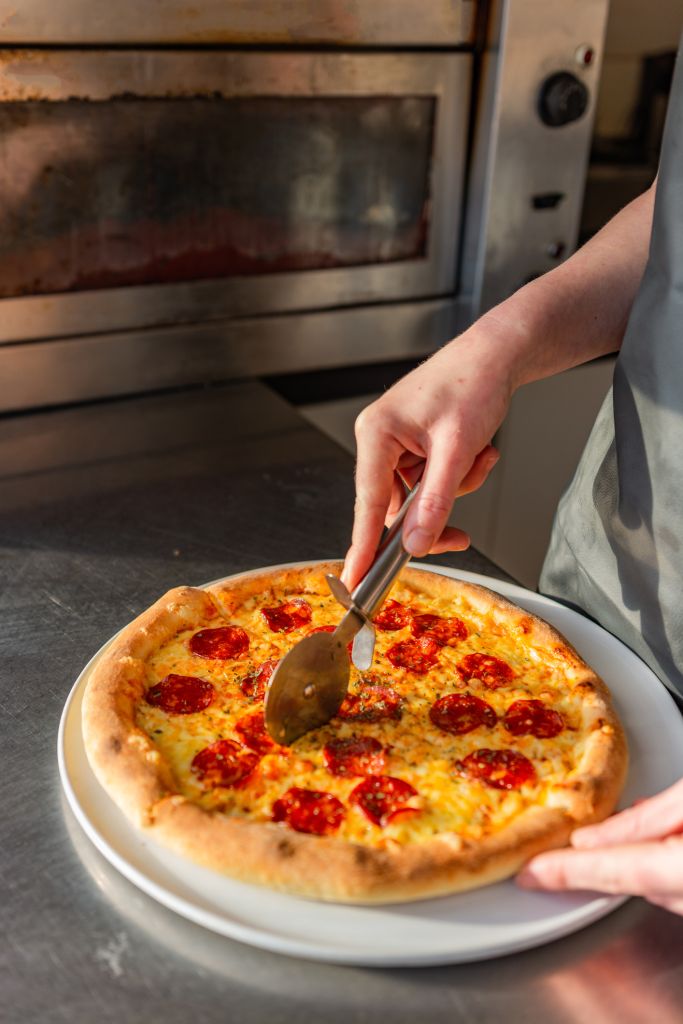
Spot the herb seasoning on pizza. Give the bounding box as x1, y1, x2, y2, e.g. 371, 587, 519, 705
82, 562, 627, 903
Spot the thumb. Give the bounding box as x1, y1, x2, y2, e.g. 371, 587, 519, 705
402, 437, 475, 557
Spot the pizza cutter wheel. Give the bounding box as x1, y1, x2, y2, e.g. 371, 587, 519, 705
264, 484, 420, 745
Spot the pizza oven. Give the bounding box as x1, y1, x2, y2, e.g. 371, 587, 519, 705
0, 0, 608, 412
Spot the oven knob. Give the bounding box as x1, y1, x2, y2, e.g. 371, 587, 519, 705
538, 72, 589, 127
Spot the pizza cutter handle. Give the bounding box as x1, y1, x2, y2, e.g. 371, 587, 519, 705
351, 482, 420, 619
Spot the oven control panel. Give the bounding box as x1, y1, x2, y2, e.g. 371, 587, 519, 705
459, 0, 610, 324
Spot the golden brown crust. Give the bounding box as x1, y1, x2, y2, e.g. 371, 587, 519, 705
82, 562, 628, 902
206, 561, 343, 613
82, 586, 220, 826
149, 797, 573, 903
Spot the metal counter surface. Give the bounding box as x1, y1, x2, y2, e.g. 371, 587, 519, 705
3, 381, 683, 1024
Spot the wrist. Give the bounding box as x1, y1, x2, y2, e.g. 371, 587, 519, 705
440, 304, 537, 398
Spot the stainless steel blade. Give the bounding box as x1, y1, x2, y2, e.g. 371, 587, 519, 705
265, 484, 419, 744
264, 607, 363, 745
325, 573, 354, 610
351, 621, 376, 672
325, 572, 375, 670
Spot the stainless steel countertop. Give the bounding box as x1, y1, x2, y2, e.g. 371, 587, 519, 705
3, 381, 683, 1024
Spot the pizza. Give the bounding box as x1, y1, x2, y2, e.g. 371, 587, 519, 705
82, 562, 628, 903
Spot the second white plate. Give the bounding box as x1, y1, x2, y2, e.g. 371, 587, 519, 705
58, 563, 683, 966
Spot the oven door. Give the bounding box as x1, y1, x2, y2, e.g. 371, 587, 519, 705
0, 50, 470, 345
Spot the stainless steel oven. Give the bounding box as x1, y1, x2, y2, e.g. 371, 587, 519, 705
0, 1, 609, 412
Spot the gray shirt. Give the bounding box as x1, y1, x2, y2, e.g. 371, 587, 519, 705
540, 39, 683, 696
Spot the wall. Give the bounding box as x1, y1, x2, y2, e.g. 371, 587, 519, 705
595, 0, 682, 138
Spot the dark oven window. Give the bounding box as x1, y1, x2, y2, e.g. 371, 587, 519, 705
0, 96, 436, 298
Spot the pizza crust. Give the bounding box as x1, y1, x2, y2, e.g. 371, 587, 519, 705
148, 797, 574, 902
82, 585, 220, 826
82, 562, 628, 903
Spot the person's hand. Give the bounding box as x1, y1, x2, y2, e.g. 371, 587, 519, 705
517, 777, 683, 915
342, 322, 518, 589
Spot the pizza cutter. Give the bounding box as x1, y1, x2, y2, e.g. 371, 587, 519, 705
264, 483, 420, 745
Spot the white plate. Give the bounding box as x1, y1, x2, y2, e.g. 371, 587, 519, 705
58, 563, 683, 967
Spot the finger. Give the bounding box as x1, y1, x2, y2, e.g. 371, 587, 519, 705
428, 527, 471, 553
396, 452, 425, 488
391, 448, 495, 550
386, 455, 428, 521
572, 778, 683, 849
342, 417, 402, 589
343, 516, 386, 591
387, 473, 407, 519
343, 484, 396, 591
647, 894, 683, 916
517, 838, 683, 896
382, 519, 470, 554
402, 432, 474, 556
455, 446, 499, 498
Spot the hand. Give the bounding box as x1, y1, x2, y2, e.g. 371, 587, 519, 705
341, 322, 518, 590
517, 777, 683, 915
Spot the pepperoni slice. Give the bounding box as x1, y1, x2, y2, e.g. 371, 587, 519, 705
456, 748, 536, 790
191, 739, 259, 788
386, 636, 440, 674
350, 775, 419, 827
323, 736, 386, 777
235, 710, 277, 755
239, 658, 278, 701
145, 673, 214, 714
411, 613, 468, 646
429, 693, 496, 735
272, 787, 345, 835
504, 699, 564, 738
374, 599, 412, 631
261, 599, 312, 633
337, 682, 403, 722
189, 625, 249, 660
458, 652, 514, 689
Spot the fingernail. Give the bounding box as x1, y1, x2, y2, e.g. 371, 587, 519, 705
340, 551, 353, 588
404, 527, 435, 556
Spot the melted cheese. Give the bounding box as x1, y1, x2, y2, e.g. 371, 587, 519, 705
136, 582, 593, 848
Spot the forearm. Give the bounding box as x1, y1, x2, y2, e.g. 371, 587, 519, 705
467, 180, 657, 389
343, 182, 657, 581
